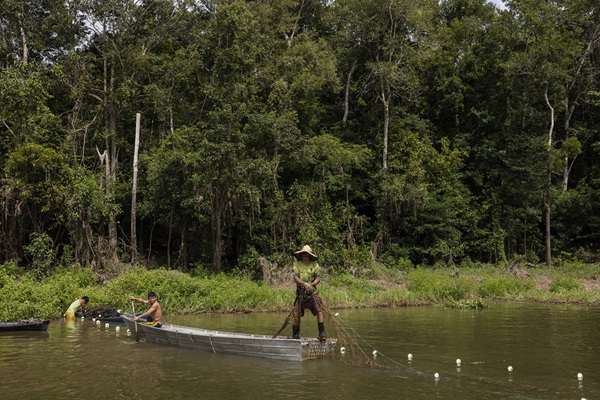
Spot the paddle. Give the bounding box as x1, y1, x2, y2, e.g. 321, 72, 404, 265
131, 299, 139, 342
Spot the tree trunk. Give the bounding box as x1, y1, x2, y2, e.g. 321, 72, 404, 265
96, 147, 112, 269
181, 228, 188, 271
343, 60, 357, 126
167, 205, 173, 268
562, 94, 574, 191
131, 113, 141, 262
545, 160, 552, 267
544, 86, 554, 267
104, 61, 119, 266
211, 193, 223, 273
380, 83, 390, 170
288, 0, 307, 46
19, 25, 28, 65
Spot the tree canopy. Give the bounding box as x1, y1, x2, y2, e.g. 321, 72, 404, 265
1, 0, 599, 275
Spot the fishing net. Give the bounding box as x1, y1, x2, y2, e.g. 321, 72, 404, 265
273, 290, 413, 371
319, 300, 415, 371
318, 300, 572, 398
271, 288, 304, 339
84, 305, 121, 319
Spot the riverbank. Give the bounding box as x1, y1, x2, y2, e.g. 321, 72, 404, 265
0, 261, 599, 320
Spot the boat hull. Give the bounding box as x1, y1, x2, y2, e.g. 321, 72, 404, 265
97, 316, 125, 323
96, 312, 144, 323
122, 315, 336, 361
0, 319, 50, 332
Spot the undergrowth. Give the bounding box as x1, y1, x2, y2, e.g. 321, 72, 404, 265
0, 261, 598, 320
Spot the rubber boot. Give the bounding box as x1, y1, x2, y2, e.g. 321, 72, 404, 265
318, 322, 327, 341
292, 325, 300, 339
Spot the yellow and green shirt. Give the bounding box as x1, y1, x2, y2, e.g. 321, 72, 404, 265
293, 261, 320, 284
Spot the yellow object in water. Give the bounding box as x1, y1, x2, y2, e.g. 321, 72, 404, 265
65, 312, 76, 320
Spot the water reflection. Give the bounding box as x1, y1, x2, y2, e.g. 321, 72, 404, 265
109, 342, 166, 399
64, 317, 76, 331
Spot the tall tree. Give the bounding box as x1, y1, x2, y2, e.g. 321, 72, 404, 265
0, 0, 82, 67
327, 0, 436, 169
505, 0, 600, 265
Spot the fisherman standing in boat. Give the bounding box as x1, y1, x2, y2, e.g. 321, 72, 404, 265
129, 292, 163, 328
292, 245, 327, 341
65, 296, 89, 320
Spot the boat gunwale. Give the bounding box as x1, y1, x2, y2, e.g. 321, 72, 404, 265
121, 314, 331, 343
0, 319, 50, 332
121, 314, 337, 346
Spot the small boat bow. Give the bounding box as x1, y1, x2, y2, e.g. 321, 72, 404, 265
0, 318, 50, 332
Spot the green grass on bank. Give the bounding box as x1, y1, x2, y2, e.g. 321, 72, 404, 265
0, 261, 599, 320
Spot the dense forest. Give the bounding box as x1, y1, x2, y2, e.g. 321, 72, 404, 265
1, 0, 599, 277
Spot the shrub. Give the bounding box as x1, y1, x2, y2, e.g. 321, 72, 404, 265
550, 276, 581, 293
23, 232, 56, 277
445, 298, 488, 309
407, 269, 476, 301
478, 275, 534, 297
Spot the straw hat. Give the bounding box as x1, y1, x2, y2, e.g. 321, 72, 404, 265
294, 245, 318, 260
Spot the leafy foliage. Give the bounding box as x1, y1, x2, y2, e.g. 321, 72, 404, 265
0, 0, 599, 275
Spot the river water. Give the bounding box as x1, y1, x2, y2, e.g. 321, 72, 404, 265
2, 302, 598, 399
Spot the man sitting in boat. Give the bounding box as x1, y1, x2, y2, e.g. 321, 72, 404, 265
292, 245, 327, 341
129, 292, 163, 328
65, 296, 89, 320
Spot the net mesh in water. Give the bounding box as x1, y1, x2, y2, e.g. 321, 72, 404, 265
319, 300, 416, 371
314, 301, 566, 398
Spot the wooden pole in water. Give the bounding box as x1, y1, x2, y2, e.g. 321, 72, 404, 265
131, 300, 138, 342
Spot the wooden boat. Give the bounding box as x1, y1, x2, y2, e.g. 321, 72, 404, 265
121, 314, 337, 362
0, 318, 50, 332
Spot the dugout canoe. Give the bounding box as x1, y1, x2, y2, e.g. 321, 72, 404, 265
121, 314, 337, 362
0, 318, 50, 332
